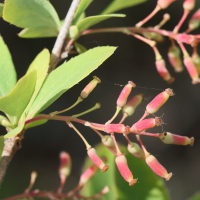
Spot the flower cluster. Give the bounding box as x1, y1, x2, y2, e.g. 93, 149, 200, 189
25, 76, 194, 187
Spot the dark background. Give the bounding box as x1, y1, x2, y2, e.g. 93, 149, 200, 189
0, 0, 200, 199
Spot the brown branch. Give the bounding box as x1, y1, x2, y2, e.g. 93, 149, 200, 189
0, 0, 81, 186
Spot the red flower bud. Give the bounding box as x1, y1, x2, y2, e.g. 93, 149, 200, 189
159, 132, 194, 146
128, 142, 145, 159
122, 94, 143, 117
146, 88, 174, 114
168, 45, 184, 72
80, 76, 101, 99
157, 0, 176, 9
131, 117, 162, 132
79, 165, 98, 185
155, 59, 174, 83
183, 0, 195, 11
105, 124, 125, 134
59, 152, 71, 178
146, 154, 172, 180
115, 155, 137, 186
177, 34, 194, 45
87, 148, 109, 172
102, 135, 117, 155
188, 9, 200, 31
117, 81, 136, 108
184, 56, 200, 84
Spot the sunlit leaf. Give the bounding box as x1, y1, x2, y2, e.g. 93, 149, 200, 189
0, 35, 17, 98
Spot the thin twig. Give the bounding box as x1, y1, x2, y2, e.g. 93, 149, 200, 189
48, 0, 81, 73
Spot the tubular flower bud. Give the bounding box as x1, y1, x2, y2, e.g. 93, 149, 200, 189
80, 76, 101, 99
146, 88, 174, 114
146, 154, 172, 180
102, 135, 117, 155
87, 148, 109, 172
117, 81, 136, 108
157, 0, 176, 9
143, 30, 164, 43
155, 59, 174, 83
168, 45, 184, 72
105, 124, 125, 134
131, 117, 162, 132
183, 0, 195, 11
79, 165, 98, 185
59, 152, 71, 178
115, 155, 137, 186
159, 132, 194, 146
183, 56, 200, 84
128, 142, 145, 159
188, 9, 200, 31
192, 51, 200, 74
122, 94, 143, 117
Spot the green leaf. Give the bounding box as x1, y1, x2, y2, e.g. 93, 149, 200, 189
74, 43, 87, 54
0, 136, 5, 162
189, 192, 200, 200
4, 113, 25, 138
25, 114, 48, 129
0, 3, 3, 17
28, 46, 116, 118
25, 49, 50, 119
0, 71, 37, 125
72, 0, 93, 25
77, 14, 126, 32
0, 35, 17, 98
18, 28, 59, 38
101, 0, 147, 14
3, 0, 61, 30
81, 144, 170, 200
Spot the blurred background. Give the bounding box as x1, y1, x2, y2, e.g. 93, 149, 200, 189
0, 0, 200, 199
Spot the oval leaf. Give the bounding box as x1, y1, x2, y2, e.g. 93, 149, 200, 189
27, 46, 116, 118
101, 0, 148, 15
0, 35, 17, 98
77, 14, 126, 32
0, 70, 37, 125
3, 0, 61, 30
81, 144, 170, 200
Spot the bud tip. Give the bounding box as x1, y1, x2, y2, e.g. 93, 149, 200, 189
129, 179, 137, 186
101, 164, 109, 172
166, 172, 172, 181
190, 137, 194, 146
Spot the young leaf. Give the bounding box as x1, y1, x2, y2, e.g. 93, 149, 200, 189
25, 114, 48, 129
81, 144, 170, 200
0, 136, 5, 162
75, 43, 87, 54
4, 113, 25, 138
0, 3, 3, 17
101, 0, 148, 14
0, 71, 37, 125
3, 0, 61, 30
0, 35, 17, 98
72, 0, 93, 25
25, 49, 50, 119
77, 14, 126, 32
19, 28, 59, 38
27, 46, 116, 118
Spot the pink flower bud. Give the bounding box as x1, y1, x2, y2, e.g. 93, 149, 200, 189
146, 154, 172, 180
155, 59, 174, 84
80, 76, 101, 99
87, 148, 109, 172
157, 0, 176, 9
177, 34, 194, 45
192, 51, 200, 74
115, 155, 137, 186
159, 132, 194, 146
59, 152, 71, 178
79, 165, 97, 185
188, 9, 200, 30
168, 45, 184, 72
183, 0, 195, 11
122, 94, 143, 117
184, 56, 200, 84
146, 88, 174, 114
102, 135, 117, 155
128, 142, 145, 159
104, 124, 125, 134
131, 117, 162, 132
117, 81, 136, 108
